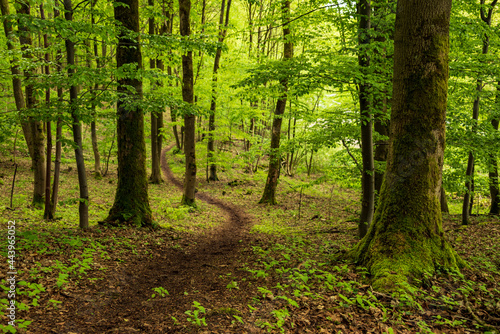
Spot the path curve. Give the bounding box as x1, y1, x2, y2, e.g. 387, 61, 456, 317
59, 145, 256, 333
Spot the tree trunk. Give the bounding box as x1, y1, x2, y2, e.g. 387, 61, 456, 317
374, 118, 389, 193
50, 5, 63, 218
64, 0, 89, 229
149, 0, 163, 184
352, 0, 459, 291
358, 0, 374, 238
104, 0, 153, 226
91, 1, 102, 178
41, 5, 52, 220
207, 0, 232, 182
179, 0, 196, 206
0, 0, 33, 166
259, 0, 293, 205
489, 81, 499, 215
17, 1, 46, 209
91, 121, 101, 177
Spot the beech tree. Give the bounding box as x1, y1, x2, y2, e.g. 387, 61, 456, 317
207, 0, 231, 182
104, 0, 154, 226
16, 0, 46, 209
353, 0, 460, 289
179, 0, 196, 206
357, 0, 374, 238
259, 0, 293, 205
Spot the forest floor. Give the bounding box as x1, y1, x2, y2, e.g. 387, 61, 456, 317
0, 146, 500, 334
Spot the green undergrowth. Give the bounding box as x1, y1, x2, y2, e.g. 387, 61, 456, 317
227, 234, 500, 333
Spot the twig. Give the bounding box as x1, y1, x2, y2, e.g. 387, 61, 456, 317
341, 139, 362, 173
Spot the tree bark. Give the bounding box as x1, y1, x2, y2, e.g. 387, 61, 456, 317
179, 0, 196, 206
259, 0, 293, 205
91, 0, 102, 178
149, 0, 163, 184
50, 5, 63, 218
440, 184, 449, 213
358, 0, 374, 238
489, 81, 499, 215
17, 1, 46, 209
0, 0, 32, 163
104, 0, 153, 226
41, 4, 52, 220
64, 0, 89, 229
207, 0, 232, 182
352, 0, 459, 291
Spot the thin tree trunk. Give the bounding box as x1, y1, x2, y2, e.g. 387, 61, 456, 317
50, 5, 63, 218
149, 0, 162, 184
50, 119, 62, 218
207, 0, 232, 182
104, 0, 153, 227
489, 81, 499, 214
17, 1, 46, 208
91, 0, 102, 178
156, 58, 164, 164
41, 4, 52, 220
64, 0, 89, 229
358, 0, 374, 238
179, 0, 196, 206
259, 0, 293, 205
0, 0, 33, 161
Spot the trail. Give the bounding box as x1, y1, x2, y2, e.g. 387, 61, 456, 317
57, 145, 255, 333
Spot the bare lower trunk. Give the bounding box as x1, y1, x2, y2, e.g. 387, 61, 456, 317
358, 0, 374, 238
64, 0, 89, 229
149, 0, 162, 184
180, 0, 196, 206
50, 119, 62, 218
91, 121, 102, 177
489, 115, 499, 215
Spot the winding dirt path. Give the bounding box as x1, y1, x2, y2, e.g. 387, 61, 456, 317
53, 146, 257, 333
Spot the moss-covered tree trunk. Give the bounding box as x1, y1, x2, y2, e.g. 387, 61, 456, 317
357, 0, 374, 238
352, 0, 459, 290
104, 0, 153, 227
259, 0, 293, 205
179, 0, 196, 206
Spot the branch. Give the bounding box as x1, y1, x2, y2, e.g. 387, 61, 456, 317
259, 4, 337, 33
341, 139, 362, 174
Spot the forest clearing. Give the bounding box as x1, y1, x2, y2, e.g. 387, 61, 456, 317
1, 0, 500, 332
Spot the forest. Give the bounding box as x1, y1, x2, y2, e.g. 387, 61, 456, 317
0, 0, 499, 332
